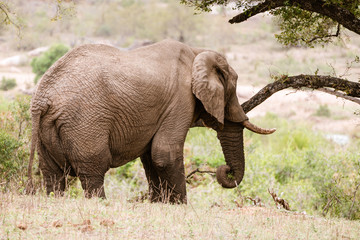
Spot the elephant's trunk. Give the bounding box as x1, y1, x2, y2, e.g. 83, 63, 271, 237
216, 120, 245, 188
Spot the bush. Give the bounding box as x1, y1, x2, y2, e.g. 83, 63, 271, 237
0, 77, 17, 91
315, 104, 331, 117
30, 43, 70, 84
0, 130, 21, 182
0, 95, 31, 191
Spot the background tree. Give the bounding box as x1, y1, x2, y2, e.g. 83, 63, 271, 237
181, 0, 360, 110
0, 0, 75, 36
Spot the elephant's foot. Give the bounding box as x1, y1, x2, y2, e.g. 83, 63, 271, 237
149, 181, 186, 204
43, 173, 66, 197
79, 174, 106, 199
141, 150, 187, 204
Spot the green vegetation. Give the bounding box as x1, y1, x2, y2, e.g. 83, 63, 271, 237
182, 114, 360, 219
0, 130, 21, 182
0, 96, 10, 112
0, 77, 17, 91
242, 114, 360, 219
314, 104, 331, 117
272, 5, 337, 47
30, 43, 70, 84
0, 95, 31, 191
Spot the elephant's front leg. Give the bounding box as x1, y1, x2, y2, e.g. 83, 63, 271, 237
150, 130, 187, 204
140, 150, 162, 202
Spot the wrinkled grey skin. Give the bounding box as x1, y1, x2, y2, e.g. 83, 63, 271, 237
27, 40, 273, 203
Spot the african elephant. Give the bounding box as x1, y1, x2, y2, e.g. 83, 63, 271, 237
27, 39, 275, 203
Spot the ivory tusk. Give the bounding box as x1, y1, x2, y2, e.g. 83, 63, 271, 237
242, 120, 276, 135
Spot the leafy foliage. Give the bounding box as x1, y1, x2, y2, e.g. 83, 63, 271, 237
0, 95, 31, 190
272, 7, 339, 47
0, 130, 21, 183
30, 43, 70, 84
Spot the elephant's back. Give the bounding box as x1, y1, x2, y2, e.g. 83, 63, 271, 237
36, 44, 122, 89
32, 44, 123, 113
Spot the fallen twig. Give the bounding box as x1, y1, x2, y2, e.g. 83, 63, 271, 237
246, 196, 264, 207
186, 168, 216, 180
268, 188, 291, 211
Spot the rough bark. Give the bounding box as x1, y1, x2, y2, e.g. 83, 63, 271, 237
241, 74, 360, 114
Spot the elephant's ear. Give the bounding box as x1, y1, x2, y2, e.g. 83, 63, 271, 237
192, 51, 226, 126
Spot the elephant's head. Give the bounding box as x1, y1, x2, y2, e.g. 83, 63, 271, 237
191, 51, 275, 188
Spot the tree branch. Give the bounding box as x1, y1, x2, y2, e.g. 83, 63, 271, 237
229, 0, 360, 35
241, 75, 360, 113
186, 168, 215, 180
292, 0, 360, 36
0, 2, 20, 34
317, 87, 360, 105
302, 23, 341, 44
229, 0, 284, 24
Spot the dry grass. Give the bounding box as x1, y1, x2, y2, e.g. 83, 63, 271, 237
1, 180, 359, 240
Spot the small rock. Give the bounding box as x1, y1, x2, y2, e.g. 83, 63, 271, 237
100, 219, 115, 227
17, 222, 27, 230
52, 220, 63, 228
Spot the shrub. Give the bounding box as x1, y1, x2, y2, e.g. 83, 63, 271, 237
30, 43, 70, 84
315, 104, 331, 117
0, 77, 17, 91
0, 130, 21, 182
0, 95, 31, 191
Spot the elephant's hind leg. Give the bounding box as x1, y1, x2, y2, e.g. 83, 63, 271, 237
38, 143, 67, 196
76, 148, 111, 199
79, 174, 106, 198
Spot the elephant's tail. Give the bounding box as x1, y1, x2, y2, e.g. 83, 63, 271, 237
26, 111, 41, 195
